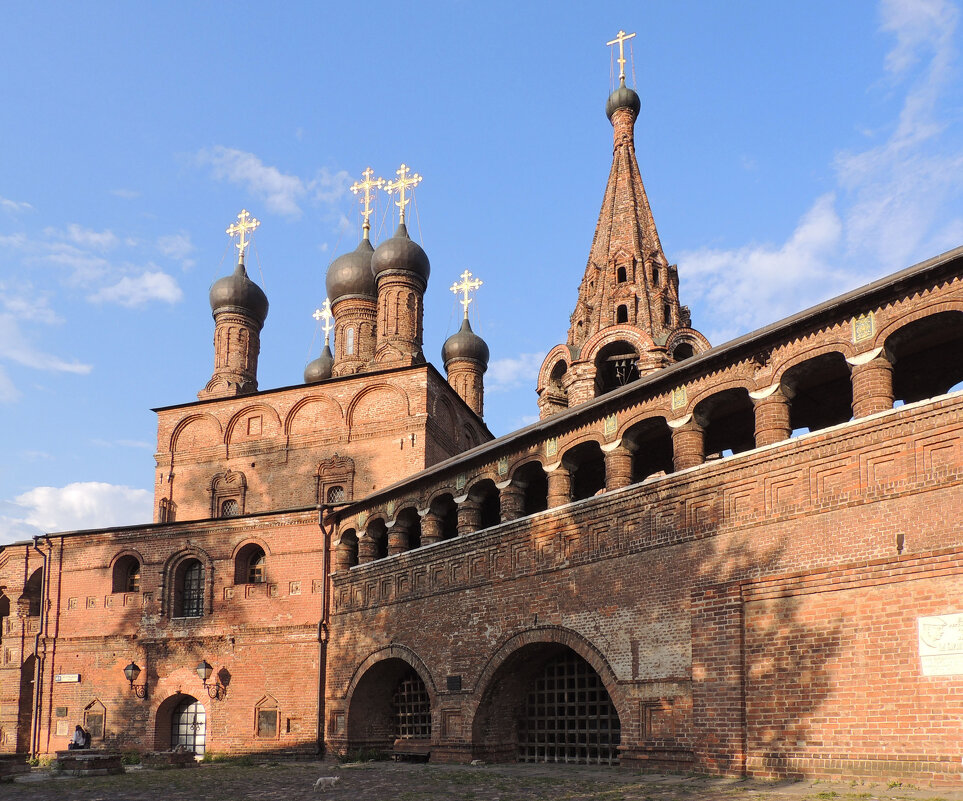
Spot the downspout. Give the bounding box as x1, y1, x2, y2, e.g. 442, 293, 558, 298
30, 536, 50, 759
316, 506, 331, 756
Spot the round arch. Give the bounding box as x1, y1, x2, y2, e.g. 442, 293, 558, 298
284, 393, 346, 437
224, 403, 282, 446
170, 413, 223, 454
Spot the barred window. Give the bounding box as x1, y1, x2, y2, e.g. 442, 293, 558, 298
326, 485, 345, 504
175, 559, 204, 618
220, 499, 240, 517
392, 668, 431, 739
247, 550, 265, 584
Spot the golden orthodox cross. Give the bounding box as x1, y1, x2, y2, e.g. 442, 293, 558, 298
450, 269, 483, 318
226, 209, 260, 265
350, 167, 385, 239
384, 163, 422, 225
313, 298, 334, 345
606, 29, 636, 83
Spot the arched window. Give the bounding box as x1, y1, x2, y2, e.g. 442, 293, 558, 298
652, 265, 660, 285
663, 303, 672, 325
112, 555, 141, 593
326, 485, 345, 503
346, 327, 355, 355
616, 266, 627, 283
23, 569, 43, 617
174, 559, 205, 618
234, 543, 267, 585
220, 499, 240, 517
616, 305, 628, 324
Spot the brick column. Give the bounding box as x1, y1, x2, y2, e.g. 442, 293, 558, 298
752, 388, 792, 447
456, 500, 481, 536
546, 468, 571, 508
335, 538, 355, 572
604, 445, 633, 491
357, 534, 378, 564
500, 484, 525, 522
850, 353, 894, 418
387, 523, 408, 556
672, 419, 704, 471
421, 512, 443, 546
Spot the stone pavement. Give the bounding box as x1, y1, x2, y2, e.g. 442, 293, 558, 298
2, 760, 962, 801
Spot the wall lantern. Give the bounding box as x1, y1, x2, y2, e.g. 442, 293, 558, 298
123, 662, 148, 699
196, 659, 226, 700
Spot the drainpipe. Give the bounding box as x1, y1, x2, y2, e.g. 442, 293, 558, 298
317, 506, 331, 756
30, 536, 50, 759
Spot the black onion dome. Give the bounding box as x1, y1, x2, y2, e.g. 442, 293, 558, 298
325, 238, 376, 302
371, 223, 430, 283
304, 344, 334, 384
209, 262, 269, 324
605, 79, 641, 121
442, 317, 490, 369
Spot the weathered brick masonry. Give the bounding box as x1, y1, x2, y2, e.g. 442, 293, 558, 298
1, 69, 960, 786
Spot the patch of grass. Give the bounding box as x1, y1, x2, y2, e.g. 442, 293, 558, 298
121, 749, 142, 765
199, 752, 255, 766
814, 792, 839, 800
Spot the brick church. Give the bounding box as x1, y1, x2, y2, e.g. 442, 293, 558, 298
3, 37, 962, 784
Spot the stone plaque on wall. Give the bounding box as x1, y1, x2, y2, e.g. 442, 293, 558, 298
918, 613, 963, 676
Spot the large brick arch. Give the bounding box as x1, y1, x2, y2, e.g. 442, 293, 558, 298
466, 625, 625, 759
170, 413, 223, 453
225, 403, 282, 446
772, 341, 855, 387
874, 299, 963, 348
579, 325, 656, 366
285, 393, 345, 438
346, 383, 410, 429
537, 343, 578, 394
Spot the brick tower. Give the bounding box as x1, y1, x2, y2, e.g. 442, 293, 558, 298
199, 210, 269, 400
536, 60, 708, 417
442, 270, 489, 417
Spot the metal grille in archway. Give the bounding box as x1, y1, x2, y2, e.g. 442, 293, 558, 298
392, 668, 431, 739
171, 698, 206, 756
517, 651, 620, 765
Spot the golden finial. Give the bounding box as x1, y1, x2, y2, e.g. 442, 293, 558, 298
226, 209, 261, 265
313, 298, 334, 346
350, 167, 385, 240
606, 29, 636, 84
384, 163, 422, 225
450, 269, 483, 319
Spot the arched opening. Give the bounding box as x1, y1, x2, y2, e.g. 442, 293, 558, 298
563, 442, 606, 502
16, 655, 35, 753
672, 342, 695, 362
616, 266, 627, 283
220, 498, 240, 518
429, 494, 458, 541
781, 352, 853, 436
616, 305, 628, 324
594, 341, 639, 396
111, 555, 141, 593
336, 529, 358, 571
663, 303, 672, 325
173, 559, 204, 618
395, 507, 423, 552
513, 461, 548, 516
162, 694, 206, 756
469, 479, 500, 530
473, 643, 620, 765
545, 360, 569, 411
347, 658, 432, 754
651, 265, 660, 285
234, 543, 266, 585
887, 311, 963, 404
623, 417, 674, 482
695, 388, 755, 458
23, 568, 43, 617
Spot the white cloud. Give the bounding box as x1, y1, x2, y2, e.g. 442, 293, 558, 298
488, 352, 546, 392
311, 167, 352, 205
0, 367, 18, 403
88, 270, 183, 307
198, 146, 306, 217
0, 313, 93, 375
0, 196, 33, 213
6, 482, 153, 535
156, 232, 194, 261
65, 223, 119, 250
680, 0, 963, 344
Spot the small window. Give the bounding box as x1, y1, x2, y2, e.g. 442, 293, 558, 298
616, 305, 628, 324
346, 327, 355, 356
326, 485, 345, 504
616, 266, 627, 283
234, 543, 267, 585
220, 499, 240, 518
652, 266, 660, 285
174, 559, 205, 618
663, 303, 672, 325
111, 555, 141, 594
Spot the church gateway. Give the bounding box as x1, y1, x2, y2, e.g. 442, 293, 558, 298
4, 33, 962, 783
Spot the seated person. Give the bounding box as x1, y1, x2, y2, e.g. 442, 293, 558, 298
67, 725, 85, 750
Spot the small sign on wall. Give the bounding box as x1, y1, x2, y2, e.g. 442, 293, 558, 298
54, 674, 81, 683
918, 613, 963, 676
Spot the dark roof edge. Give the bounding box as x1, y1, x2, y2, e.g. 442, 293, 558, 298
332, 244, 963, 515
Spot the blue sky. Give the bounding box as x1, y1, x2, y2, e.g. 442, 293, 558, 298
1, 1, 962, 541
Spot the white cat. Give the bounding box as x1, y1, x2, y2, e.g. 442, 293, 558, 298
313, 775, 341, 792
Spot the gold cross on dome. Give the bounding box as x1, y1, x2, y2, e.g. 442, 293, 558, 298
606, 29, 636, 83
226, 209, 260, 265
313, 298, 334, 345
384, 163, 422, 225
450, 269, 483, 318
350, 167, 385, 239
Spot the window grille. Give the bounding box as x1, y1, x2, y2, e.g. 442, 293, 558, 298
326, 485, 345, 503
126, 563, 140, 592
517, 652, 621, 765
180, 560, 204, 617
220, 499, 240, 517
247, 551, 265, 584
392, 669, 431, 739
171, 699, 206, 755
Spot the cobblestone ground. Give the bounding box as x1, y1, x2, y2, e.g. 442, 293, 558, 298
2, 761, 961, 801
